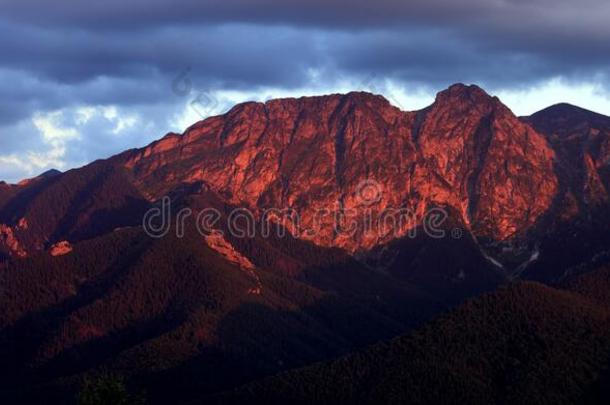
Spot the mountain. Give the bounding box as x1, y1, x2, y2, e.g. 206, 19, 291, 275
520, 104, 610, 280
525, 103, 610, 212
1, 84, 610, 403
2, 84, 559, 258
122, 84, 557, 252
220, 266, 610, 405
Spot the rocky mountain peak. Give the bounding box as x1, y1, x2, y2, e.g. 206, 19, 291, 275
525, 102, 610, 215
528, 103, 610, 138
434, 83, 500, 109
119, 84, 559, 251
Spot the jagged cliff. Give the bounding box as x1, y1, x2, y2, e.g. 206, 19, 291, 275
123, 84, 558, 251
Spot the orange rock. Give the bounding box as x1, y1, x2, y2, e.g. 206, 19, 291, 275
17, 217, 28, 230
203, 232, 255, 270
204, 232, 262, 294
123, 85, 559, 250
50, 241, 73, 257
0, 224, 27, 257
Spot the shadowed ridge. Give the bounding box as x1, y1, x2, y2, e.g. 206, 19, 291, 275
527, 102, 610, 136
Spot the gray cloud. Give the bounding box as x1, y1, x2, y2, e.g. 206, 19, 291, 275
3, 1, 609, 34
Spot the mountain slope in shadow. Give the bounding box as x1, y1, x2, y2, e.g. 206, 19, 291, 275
220, 267, 610, 405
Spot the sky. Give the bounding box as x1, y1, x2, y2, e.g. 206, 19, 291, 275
1, 0, 610, 183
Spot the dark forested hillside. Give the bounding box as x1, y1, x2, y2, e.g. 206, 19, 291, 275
220, 266, 610, 405
0, 211, 502, 404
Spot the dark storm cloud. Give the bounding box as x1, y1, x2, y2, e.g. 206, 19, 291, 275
4, 0, 610, 64
1, 0, 609, 93
3, 0, 608, 34
0, 0, 609, 182
0, 20, 322, 128
329, 28, 610, 90
0, 20, 318, 86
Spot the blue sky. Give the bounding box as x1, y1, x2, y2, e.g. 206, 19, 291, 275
1, 0, 610, 182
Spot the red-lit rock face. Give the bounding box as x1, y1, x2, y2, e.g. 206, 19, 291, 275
124, 84, 558, 251
415, 85, 557, 239
0, 224, 26, 258
49, 240, 73, 257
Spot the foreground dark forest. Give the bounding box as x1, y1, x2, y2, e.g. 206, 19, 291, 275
220, 267, 610, 404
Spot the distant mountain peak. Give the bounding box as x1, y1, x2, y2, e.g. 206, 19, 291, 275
531, 102, 610, 123
16, 168, 62, 187
534, 102, 601, 116
527, 102, 610, 137
40, 168, 62, 178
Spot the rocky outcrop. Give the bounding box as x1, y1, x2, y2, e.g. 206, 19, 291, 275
49, 240, 73, 257
204, 232, 255, 270
0, 224, 26, 258
124, 84, 558, 251
203, 232, 261, 294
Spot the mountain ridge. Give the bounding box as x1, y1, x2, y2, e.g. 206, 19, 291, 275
3, 84, 610, 404
2, 84, 609, 265
120, 83, 557, 252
